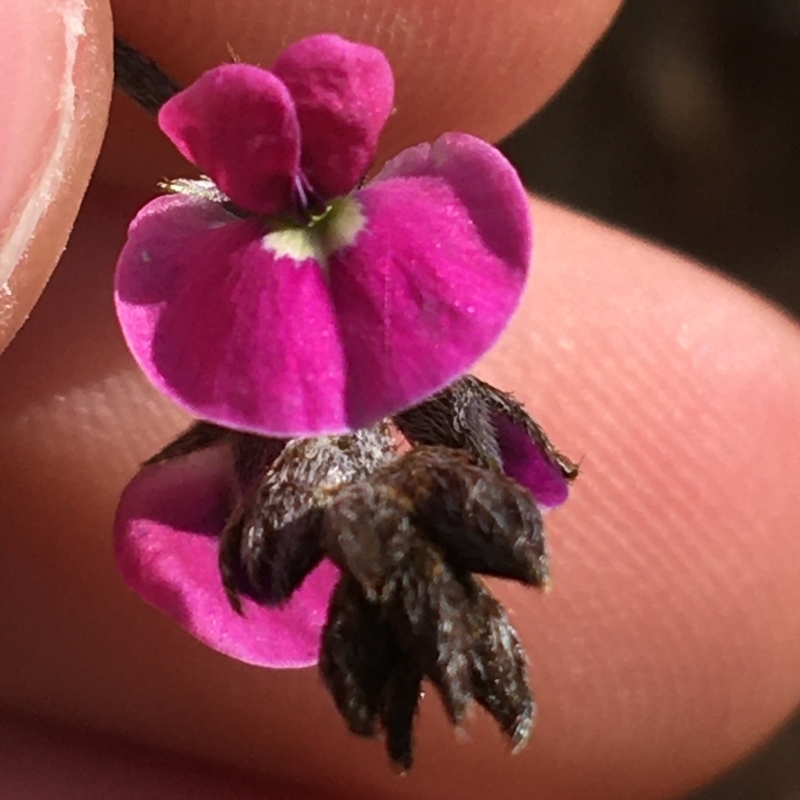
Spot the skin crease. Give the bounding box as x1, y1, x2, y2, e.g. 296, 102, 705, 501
2, 1, 800, 799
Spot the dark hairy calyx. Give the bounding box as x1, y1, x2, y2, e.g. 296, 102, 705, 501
147, 376, 576, 770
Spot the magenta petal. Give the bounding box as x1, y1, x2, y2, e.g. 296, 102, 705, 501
114, 447, 338, 667
330, 133, 532, 428
494, 416, 570, 509
115, 194, 350, 436
158, 64, 300, 215
374, 133, 533, 270
273, 34, 394, 198
371, 141, 432, 180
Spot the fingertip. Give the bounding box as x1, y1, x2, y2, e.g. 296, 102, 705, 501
0, 712, 294, 800
100, 0, 622, 189
0, 0, 112, 352
478, 198, 800, 797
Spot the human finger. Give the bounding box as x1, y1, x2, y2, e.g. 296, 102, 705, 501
98, 0, 622, 189
0, 712, 299, 800
0, 190, 798, 799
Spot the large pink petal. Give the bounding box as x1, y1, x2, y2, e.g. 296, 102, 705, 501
114, 446, 338, 668
158, 64, 300, 215
116, 134, 530, 436
330, 133, 532, 429
272, 34, 394, 198
115, 194, 350, 436
494, 415, 571, 509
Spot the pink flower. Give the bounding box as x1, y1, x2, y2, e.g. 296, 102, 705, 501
114, 34, 532, 437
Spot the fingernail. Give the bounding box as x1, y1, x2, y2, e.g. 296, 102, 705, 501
0, 0, 111, 348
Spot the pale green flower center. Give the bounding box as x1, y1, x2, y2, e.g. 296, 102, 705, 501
261, 197, 365, 270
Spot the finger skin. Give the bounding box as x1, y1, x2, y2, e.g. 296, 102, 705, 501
0, 186, 798, 800
0, 713, 304, 800
480, 202, 800, 797
98, 0, 622, 189
0, 0, 111, 352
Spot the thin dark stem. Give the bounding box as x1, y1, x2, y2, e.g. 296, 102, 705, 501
113, 38, 181, 115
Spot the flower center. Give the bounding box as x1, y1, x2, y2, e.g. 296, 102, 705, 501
260, 197, 365, 270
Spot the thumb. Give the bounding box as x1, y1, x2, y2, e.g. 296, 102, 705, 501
0, 0, 111, 353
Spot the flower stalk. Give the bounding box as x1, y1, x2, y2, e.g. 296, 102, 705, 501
113, 37, 180, 115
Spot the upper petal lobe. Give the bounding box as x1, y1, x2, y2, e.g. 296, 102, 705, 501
158, 64, 300, 215
273, 34, 394, 198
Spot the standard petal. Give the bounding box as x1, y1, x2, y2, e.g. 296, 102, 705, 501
114, 194, 350, 436
494, 414, 571, 509
272, 34, 394, 198
371, 141, 431, 181
329, 133, 531, 429
375, 132, 533, 270
158, 64, 300, 215
114, 446, 338, 668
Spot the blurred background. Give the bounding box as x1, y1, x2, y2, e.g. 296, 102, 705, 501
503, 0, 800, 315
499, 0, 800, 797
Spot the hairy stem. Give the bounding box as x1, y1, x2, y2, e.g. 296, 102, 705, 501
113, 38, 181, 115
